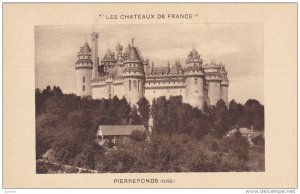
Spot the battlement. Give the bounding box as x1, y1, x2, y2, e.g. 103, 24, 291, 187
76, 33, 229, 107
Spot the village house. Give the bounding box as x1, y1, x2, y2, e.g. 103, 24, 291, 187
96, 125, 146, 145
226, 126, 264, 138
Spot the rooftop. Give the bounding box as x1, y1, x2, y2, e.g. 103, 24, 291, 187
152, 67, 169, 75
97, 125, 146, 136
128, 46, 142, 62
80, 42, 91, 54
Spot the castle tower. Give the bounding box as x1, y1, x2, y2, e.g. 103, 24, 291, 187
75, 42, 93, 97
220, 64, 229, 104
184, 47, 205, 110
115, 42, 125, 76
203, 60, 222, 106
203, 80, 209, 105
91, 32, 99, 79
122, 40, 145, 105
101, 49, 116, 74
186, 46, 203, 67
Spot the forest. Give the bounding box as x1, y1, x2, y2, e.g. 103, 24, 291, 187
36, 86, 264, 173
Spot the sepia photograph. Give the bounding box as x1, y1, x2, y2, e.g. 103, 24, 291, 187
35, 23, 265, 173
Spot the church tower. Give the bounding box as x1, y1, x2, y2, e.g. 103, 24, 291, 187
75, 42, 93, 97
91, 32, 99, 79
184, 47, 205, 110
122, 40, 145, 105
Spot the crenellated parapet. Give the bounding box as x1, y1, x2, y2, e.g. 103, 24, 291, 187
203, 61, 223, 82
75, 42, 93, 97
186, 47, 203, 67
220, 64, 229, 87
75, 43, 93, 70
76, 31, 230, 109
184, 66, 205, 78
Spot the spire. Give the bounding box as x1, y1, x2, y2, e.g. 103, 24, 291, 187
80, 42, 91, 53
128, 46, 141, 61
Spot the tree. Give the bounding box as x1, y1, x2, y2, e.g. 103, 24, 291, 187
228, 100, 243, 127
151, 96, 169, 134
130, 105, 142, 125
243, 99, 264, 131
213, 99, 229, 137
167, 96, 184, 134
130, 130, 147, 142
35, 88, 42, 116
137, 97, 150, 127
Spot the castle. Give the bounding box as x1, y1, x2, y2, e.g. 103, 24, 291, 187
75, 32, 229, 110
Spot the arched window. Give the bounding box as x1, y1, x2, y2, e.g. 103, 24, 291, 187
83, 77, 85, 83
129, 80, 131, 91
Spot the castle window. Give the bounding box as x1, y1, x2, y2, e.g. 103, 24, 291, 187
195, 78, 198, 85
138, 81, 140, 91
133, 80, 137, 88
129, 80, 131, 91
83, 77, 85, 83
153, 90, 155, 93
83, 85, 85, 91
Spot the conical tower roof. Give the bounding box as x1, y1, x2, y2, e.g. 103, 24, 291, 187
128, 47, 142, 62
81, 42, 91, 53
104, 49, 112, 58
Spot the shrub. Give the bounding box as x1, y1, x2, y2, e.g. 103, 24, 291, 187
130, 130, 147, 142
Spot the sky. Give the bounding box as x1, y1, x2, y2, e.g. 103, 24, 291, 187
35, 23, 263, 104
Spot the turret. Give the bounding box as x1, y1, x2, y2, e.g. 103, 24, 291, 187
220, 64, 229, 104
186, 46, 203, 68
184, 47, 205, 110
122, 40, 145, 105
101, 49, 116, 74
115, 42, 125, 76
75, 42, 93, 97
167, 61, 171, 74
91, 32, 99, 79
203, 80, 209, 105
203, 60, 222, 106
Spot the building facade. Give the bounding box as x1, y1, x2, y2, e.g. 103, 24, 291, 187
75, 32, 229, 110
